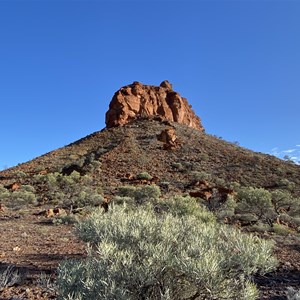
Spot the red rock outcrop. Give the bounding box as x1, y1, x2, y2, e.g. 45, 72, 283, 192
105, 81, 204, 131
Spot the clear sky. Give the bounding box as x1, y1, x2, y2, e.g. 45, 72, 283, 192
1, 0, 300, 169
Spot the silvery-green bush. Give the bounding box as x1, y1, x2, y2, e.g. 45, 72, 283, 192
57, 203, 277, 300
154, 195, 216, 223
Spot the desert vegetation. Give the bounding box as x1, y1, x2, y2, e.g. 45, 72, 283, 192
33, 171, 103, 211
0, 183, 37, 209
57, 193, 277, 300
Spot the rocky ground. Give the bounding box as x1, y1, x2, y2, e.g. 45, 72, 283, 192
1, 205, 300, 299
254, 234, 300, 299
0, 207, 85, 300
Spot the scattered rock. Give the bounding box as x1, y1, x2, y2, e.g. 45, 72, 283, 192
5, 182, 21, 191
189, 190, 212, 200
157, 127, 179, 150
189, 185, 235, 203
38, 169, 49, 175
46, 208, 66, 218
0, 203, 5, 213
35, 208, 67, 218
105, 81, 204, 131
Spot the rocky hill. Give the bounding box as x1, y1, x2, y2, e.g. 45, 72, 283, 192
1, 81, 299, 197
0, 81, 300, 299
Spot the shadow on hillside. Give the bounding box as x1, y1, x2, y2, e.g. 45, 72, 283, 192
287, 243, 300, 253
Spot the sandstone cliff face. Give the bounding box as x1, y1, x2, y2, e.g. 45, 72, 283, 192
105, 81, 204, 131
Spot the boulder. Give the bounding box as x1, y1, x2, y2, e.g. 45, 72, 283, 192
5, 182, 21, 191
157, 127, 178, 150
0, 203, 5, 213
105, 81, 204, 131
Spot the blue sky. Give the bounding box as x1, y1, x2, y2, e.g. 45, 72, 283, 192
0, 0, 300, 169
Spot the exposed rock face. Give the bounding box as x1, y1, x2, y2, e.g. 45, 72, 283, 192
105, 81, 204, 131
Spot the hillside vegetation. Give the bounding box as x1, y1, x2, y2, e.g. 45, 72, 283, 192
1, 118, 300, 299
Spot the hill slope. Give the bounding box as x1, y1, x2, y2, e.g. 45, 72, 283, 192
1, 118, 299, 197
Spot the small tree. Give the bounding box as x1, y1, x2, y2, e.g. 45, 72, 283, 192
271, 189, 294, 215
236, 187, 275, 221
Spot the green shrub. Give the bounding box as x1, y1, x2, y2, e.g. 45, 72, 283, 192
57, 204, 277, 300
213, 177, 226, 186
112, 196, 135, 207
34, 171, 103, 210
156, 195, 216, 223
272, 223, 292, 236
117, 185, 161, 206
20, 185, 35, 193
216, 195, 237, 221
189, 171, 212, 182
291, 217, 300, 227
229, 181, 241, 190
136, 172, 152, 180
159, 181, 171, 193
288, 197, 300, 218
117, 185, 137, 198
234, 213, 259, 225
0, 184, 37, 209
248, 222, 271, 233
10, 189, 37, 208
0, 185, 10, 201
236, 187, 275, 221
181, 161, 193, 170
171, 162, 184, 171
271, 190, 294, 214
278, 179, 296, 192
12, 170, 27, 179
134, 185, 161, 204
198, 152, 209, 161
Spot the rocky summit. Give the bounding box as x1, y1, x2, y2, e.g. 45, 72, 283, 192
105, 80, 204, 131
